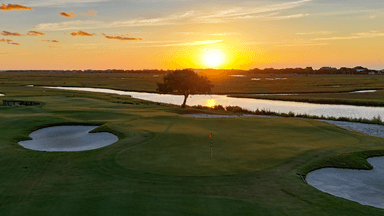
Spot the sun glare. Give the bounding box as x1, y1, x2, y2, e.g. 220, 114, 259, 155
205, 99, 217, 108
202, 49, 225, 68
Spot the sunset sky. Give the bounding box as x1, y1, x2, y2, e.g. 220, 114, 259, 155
1, 0, 384, 70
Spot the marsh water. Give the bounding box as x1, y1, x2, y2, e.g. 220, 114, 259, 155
45, 86, 384, 119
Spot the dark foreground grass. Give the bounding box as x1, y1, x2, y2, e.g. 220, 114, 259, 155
2, 89, 384, 215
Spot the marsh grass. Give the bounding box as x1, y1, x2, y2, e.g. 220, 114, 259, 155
2, 71, 384, 94
188, 104, 384, 125
229, 90, 384, 107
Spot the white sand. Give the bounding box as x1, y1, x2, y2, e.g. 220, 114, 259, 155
19, 126, 119, 152
306, 157, 384, 209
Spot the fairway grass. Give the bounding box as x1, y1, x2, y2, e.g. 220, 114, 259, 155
116, 117, 376, 176
2, 88, 384, 215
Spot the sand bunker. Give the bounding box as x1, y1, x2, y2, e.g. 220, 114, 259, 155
306, 157, 384, 209
307, 121, 384, 209
19, 126, 119, 152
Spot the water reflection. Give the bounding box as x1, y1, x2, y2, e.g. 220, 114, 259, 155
350, 90, 377, 93
251, 93, 298, 96
265, 78, 287, 80
205, 99, 217, 108
45, 86, 384, 119
229, 75, 245, 77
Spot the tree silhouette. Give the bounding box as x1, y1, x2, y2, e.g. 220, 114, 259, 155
157, 69, 214, 108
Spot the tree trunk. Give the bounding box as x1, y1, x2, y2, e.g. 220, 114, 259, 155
181, 94, 189, 108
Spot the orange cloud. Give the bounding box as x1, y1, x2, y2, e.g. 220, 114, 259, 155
0, 3, 32, 11
0, 31, 22, 36
0, 38, 19, 45
58, 11, 75, 18
27, 31, 45, 36
41, 40, 60, 42
70, 30, 94, 36
0, 38, 12, 42
80, 10, 97, 16
105, 35, 143, 41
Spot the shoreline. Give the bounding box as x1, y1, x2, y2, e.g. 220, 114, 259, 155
36, 85, 384, 107
228, 94, 384, 107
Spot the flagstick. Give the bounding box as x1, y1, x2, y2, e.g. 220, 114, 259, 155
211, 138, 212, 157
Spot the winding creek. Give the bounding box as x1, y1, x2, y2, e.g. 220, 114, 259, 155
45, 86, 384, 120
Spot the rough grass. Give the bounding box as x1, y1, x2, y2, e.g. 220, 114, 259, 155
2, 88, 384, 215
2, 71, 384, 94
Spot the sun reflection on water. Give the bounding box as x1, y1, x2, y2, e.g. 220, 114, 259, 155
205, 99, 217, 108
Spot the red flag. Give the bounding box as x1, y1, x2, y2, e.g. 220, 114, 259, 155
208, 133, 212, 139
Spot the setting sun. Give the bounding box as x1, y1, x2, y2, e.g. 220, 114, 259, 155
202, 49, 225, 68
205, 99, 217, 108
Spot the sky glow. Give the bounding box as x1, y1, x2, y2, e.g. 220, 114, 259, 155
1, 0, 384, 70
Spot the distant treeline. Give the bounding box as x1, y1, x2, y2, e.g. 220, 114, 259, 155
2, 66, 383, 75
248, 66, 382, 75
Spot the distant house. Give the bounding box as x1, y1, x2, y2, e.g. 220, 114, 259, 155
354, 66, 367, 73
320, 67, 336, 70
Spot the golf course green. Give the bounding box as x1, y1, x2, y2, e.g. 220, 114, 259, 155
1, 86, 384, 215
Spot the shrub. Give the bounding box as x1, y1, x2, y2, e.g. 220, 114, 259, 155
213, 105, 225, 111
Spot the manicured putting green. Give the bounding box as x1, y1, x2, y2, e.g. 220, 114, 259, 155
116, 117, 363, 176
